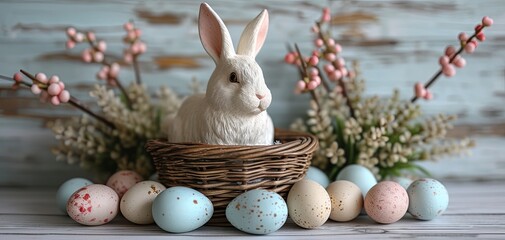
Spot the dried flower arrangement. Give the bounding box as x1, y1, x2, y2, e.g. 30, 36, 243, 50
1, 22, 183, 179
286, 8, 493, 180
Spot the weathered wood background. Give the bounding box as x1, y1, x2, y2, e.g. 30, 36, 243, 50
0, 0, 504, 187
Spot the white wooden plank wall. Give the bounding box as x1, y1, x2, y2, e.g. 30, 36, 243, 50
0, 0, 504, 187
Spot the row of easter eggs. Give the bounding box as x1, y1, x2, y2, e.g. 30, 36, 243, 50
57, 171, 215, 232
56, 165, 449, 235
304, 165, 450, 223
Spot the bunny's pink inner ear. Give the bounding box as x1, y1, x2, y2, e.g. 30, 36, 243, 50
199, 3, 223, 62
198, 3, 234, 63
255, 11, 269, 54
237, 9, 269, 57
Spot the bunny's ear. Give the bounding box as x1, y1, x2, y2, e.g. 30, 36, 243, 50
237, 9, 269, 58
199, 3, 235, 64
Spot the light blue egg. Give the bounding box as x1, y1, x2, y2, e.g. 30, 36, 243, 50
303, 166, 330, 188
390, 176, 414, 190
336, 164, 377, 197
152, 186, 213, 233
407, 178, 449, 220
226, 189, 288, 235
56, 178, 93, 214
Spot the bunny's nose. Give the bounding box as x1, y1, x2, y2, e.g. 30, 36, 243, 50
256, 94, 265, 100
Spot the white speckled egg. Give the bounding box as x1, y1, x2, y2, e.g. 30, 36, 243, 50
226, 189, 288, 235
364, 181, 409, 224
336, 164, 377, 197
56, 178, 93, 214
407, 178, 449, 220
120, 181, 166, 224
152, 186, 213, 233
106, 170, 143, 198
287, 179, 331, 229
67, 184, 119, 225
303, 166, 330, 188
326, 180, 363, 222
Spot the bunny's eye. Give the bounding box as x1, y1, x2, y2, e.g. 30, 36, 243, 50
229, 72, 239, 83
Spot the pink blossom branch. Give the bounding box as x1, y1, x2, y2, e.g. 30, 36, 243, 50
294, 44, 320, 108
67, 27, 133, 109
16, 69, 116, 129
411, 17, 493, 103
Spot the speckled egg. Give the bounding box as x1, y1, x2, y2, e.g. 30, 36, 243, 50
287, 179, 331, 229
407, 178, 449, 220
56, 178, 93, 214
364, 181, 409, 224
336, 164, 377, 197
67, 184, 119, 226
226, 189, 288, 235
303, 166, 330, 188
326, 180, 363, 222
152, 186, 213, 233
106, 170, 143, 198
120, 181, 166, 224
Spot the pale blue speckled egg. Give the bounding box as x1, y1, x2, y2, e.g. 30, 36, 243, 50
226, 189, 288, 235
407, 178, 449, 220
152, 186, 213, 233
303, 166, 330, 188
56, 178, 93, 214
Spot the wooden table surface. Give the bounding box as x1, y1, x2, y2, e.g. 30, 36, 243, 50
1, 180, 504, 239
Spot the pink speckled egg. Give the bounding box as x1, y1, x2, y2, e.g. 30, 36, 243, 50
67, 184, 119, 226
364, 181, 409, 224
106, 170, 143, 198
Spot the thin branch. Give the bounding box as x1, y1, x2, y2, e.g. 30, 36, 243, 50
17, 69, 116, 129
411, 29, 482, 103
132, 56, 142, 85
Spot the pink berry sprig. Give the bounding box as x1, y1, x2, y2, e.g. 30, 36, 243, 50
65, 26, 133, 108
96, 62, 132, 108
412, 16, 494, 102
66, 27, 107, 63
0, 70, 115, 129
310, 7, 356, 117
311, 8, 353, 84
285, 51, 322, 93
97, 63, 121, 86
123, 21, 146, 84
123, 22, 147, 62
28, 73, 70, 105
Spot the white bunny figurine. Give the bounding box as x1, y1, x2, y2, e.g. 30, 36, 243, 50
166, 3, 274, 145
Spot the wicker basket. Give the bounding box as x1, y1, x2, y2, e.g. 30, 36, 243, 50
145, 129, 318, 225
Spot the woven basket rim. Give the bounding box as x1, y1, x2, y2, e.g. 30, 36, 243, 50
146, 128, 318, 159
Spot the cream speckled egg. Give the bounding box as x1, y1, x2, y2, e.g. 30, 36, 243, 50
67, 184, 119, 225
287, 179, 331, 229
120, 181, 166, 224
106, 170, 143, 198
326, 180, 363, 222
364, 181, 409, 224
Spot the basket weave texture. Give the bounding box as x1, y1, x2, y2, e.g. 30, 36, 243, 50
145, 129, 318, 225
